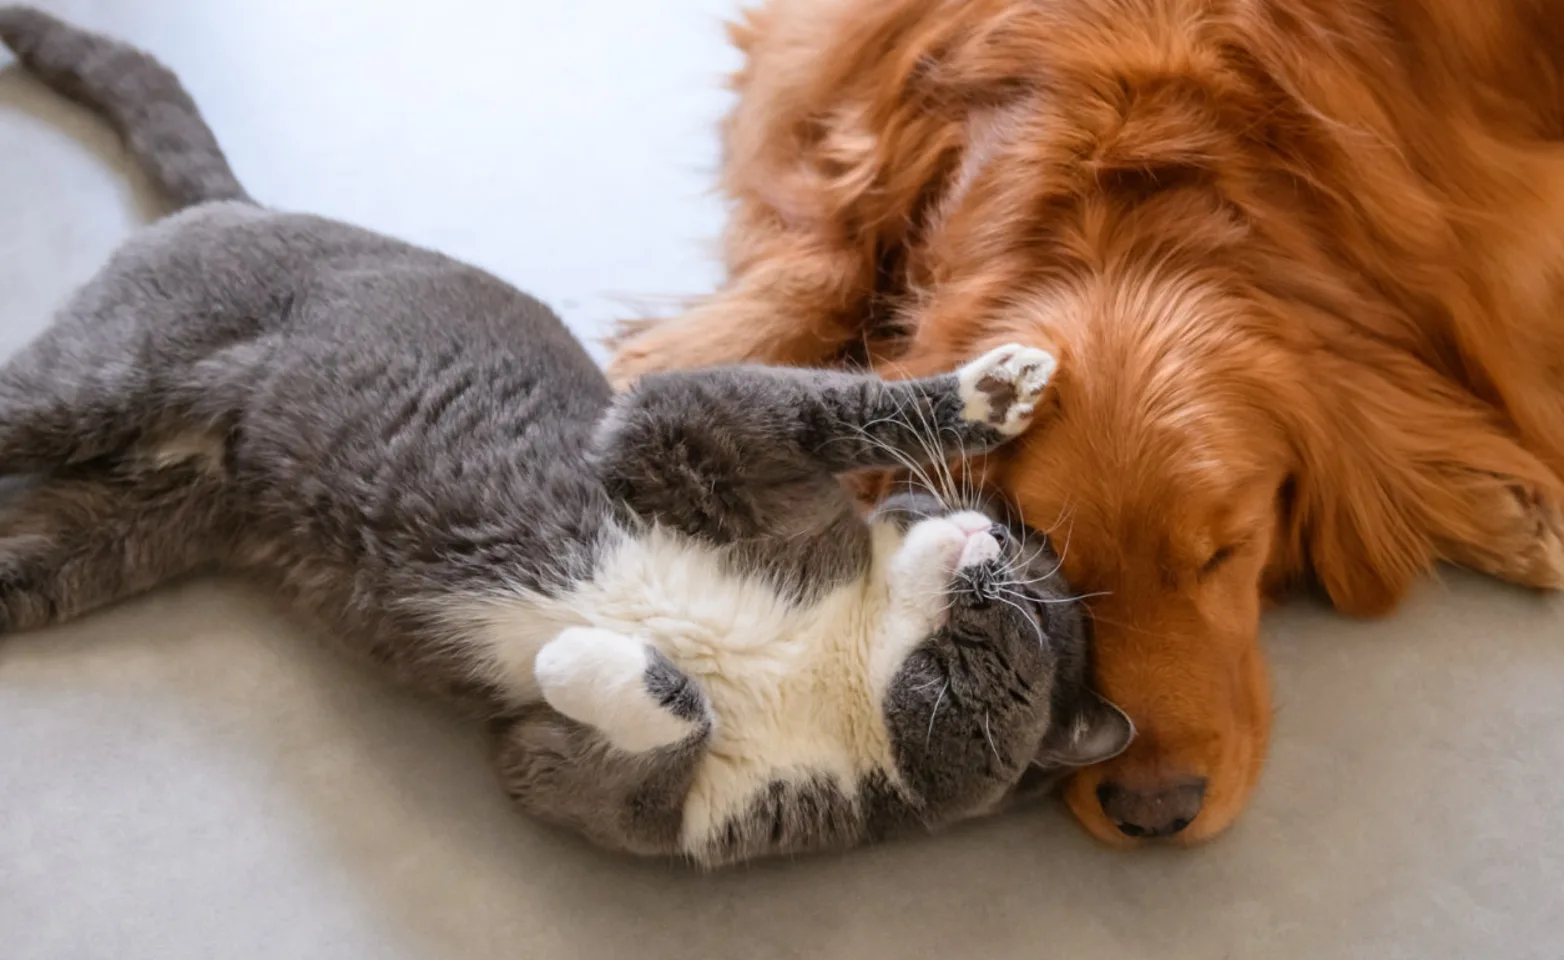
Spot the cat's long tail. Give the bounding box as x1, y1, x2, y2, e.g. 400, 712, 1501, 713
0, 5, 251, 208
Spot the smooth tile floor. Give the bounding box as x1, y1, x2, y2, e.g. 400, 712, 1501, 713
2, 3, 1562, 958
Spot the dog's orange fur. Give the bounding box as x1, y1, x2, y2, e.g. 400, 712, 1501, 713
610, 0, 1564, 844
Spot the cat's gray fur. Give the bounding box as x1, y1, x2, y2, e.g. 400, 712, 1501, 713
0, 6, 1131, 868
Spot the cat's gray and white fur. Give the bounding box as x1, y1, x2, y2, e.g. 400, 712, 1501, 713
0, 7, 1132, 867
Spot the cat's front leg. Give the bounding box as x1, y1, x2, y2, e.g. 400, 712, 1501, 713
867, 509, 1001, 695
533, 627, 712, 753
827, 341, 1056, 469
950, 344, 1057, 441
595, 342, 1055, 502
812, 341, 1058, 471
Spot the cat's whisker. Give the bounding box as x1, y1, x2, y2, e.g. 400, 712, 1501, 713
907, 675, 948, 694
919, 406, 962, 508
990, 591, 1046, 648
1043, 592, 1108, 604
960, 443, 976, 510
991, 559, 1096, 589
982, 711, 1003, 766
949, 440, 969, 511
847, 419, 944, 502
852, 434, 937, 500
879, 391, 938, 506
997, 495, 1080, 583
1014, 539, 1054, 573
994, 537, 1053, 587
994, 584, 1108, 606
1050, 590, 1111, 603
934, 419, 971, 511
925, 680, 951, 749
1036, 516, 1077, 584
961, 452, 992, 515
894, 387, 957, 508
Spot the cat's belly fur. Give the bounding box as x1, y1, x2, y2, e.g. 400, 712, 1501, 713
450, 523, 902, 849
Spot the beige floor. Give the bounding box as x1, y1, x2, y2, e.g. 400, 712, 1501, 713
3, 2, 1563, 958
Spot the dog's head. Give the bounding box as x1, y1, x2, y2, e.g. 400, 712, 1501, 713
920, 271, 1304, 844
895, 256, 1492, 845
838, 0, 1456, 843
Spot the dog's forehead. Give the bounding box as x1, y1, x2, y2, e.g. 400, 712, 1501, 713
1017, 398, 1278, 500
1000, 453, 1276, 588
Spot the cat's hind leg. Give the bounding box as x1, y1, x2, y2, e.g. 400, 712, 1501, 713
490, 629, 713, 858
0, 247, 252, 474
0, 460, 231, 634
0, 356, 145, 475
533, 627, 712, 753
0, 289, 172, 473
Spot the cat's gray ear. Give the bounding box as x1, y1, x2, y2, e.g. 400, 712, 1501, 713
1039, 691, 1134, 767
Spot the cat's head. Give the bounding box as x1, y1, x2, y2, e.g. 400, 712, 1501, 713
867, 488, 1134, 826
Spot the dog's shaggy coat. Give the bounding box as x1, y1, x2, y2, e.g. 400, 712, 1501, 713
610, 0, 1564, 843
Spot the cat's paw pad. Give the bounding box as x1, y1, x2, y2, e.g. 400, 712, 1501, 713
957, 343, 1057, 436
535, 628, 703, 753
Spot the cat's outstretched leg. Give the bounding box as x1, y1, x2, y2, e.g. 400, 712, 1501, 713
0, 462, 230, 633
595, 343, 1055, 527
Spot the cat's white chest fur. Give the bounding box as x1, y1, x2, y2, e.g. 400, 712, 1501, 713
453, 524, 908, 846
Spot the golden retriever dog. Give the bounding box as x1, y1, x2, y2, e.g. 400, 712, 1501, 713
609, 0, 1564, 845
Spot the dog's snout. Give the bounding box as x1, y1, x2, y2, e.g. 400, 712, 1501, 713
1096, 777, 1207, 839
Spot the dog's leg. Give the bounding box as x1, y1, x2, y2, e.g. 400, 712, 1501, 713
1430, 466, 1564, 590
1395, 407, 1564, 591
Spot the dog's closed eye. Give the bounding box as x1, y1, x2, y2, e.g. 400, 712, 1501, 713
1199, 542, 1245, 577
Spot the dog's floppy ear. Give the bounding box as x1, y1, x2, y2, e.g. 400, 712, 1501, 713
1281, 347, 1451, 616
1283, 441, 1427, 617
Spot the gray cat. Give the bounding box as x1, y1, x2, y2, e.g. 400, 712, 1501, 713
0, 6, 1132, 868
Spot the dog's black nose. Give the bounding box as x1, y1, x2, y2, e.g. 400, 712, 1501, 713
1096, 777, 1207, 839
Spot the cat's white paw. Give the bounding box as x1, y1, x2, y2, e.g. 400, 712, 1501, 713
895, 517, 969, 582
957, 343, 1057, 436
889, 512, 999, 604
871, 512, 999, 696
958, 525, 1002, 568
534, 627, 699, 754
